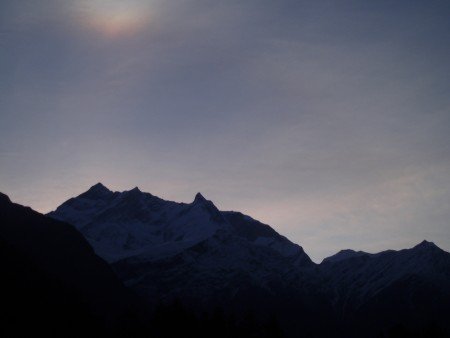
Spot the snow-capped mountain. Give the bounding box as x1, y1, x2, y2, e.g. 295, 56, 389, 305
319, 240, 450, 334
321, 249, 369, 264
48, 183, 309, 266
321, 240, 450, 304
48, 183, 450, 337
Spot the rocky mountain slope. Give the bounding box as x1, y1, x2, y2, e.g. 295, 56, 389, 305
48, 183, 308, 265
48, 184, 450, 337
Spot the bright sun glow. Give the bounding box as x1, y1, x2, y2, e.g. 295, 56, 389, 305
78, 0, 154, 37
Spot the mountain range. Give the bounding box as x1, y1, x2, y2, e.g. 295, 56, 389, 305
1, 183, 449, 337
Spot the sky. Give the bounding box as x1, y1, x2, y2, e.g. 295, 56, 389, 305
1, 0, 450, 262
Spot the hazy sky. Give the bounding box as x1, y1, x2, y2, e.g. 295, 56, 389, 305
1, 0, 449, 261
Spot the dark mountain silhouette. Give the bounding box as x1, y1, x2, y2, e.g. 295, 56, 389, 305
0, 192, 145, 337
320, 240, 450, 336
2, 183, 450, 337
48, 184, 450, 337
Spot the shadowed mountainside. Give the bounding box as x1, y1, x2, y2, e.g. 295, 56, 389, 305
47, 184, 450, 337
0, 192, 146, 337
1, 184, 449, 337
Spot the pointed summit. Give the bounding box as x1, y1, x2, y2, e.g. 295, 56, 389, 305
322, 249, 368, 264
193, 192, 207, 204
79, 183, 112, 200
129, 186, 141, 193
122, 186, 143, 199
91, 182, 109, 191
414, 240, 438, 250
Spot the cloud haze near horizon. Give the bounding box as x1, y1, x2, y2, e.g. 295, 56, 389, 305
1, 0, 450, 261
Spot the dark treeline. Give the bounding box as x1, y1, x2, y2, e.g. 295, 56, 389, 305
150, 300, 285, 338
0, 236, 104, 338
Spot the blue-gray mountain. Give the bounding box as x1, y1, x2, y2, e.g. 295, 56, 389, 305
46, 183, 450, 337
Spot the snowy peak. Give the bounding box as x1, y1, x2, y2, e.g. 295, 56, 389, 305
322, 249, 369, 264
191, 192, 219, 211
49, 185, 231, 262
189, 192, 226, 223
48, 184, 311, 265
404, 240, 445, 262
79, 182, 112, 200
129, 186, 141, 193
413, 240, 438, 251
193, 192, 207, 204
88, 182, 110, 192
322, 241, 443, 265
120, 186, 145, 201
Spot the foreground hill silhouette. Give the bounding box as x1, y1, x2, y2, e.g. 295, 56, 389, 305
0, 192, 145, 337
